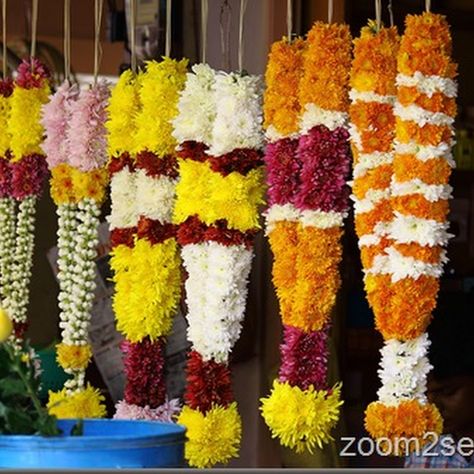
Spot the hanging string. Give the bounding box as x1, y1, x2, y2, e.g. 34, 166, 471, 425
238, 0, 248, 72
63, 0, 71, 82
201, 0, 208, 63
2, 0, 6, 79
165, 0, 171, 57
287, 0, 292, 42
375, 0, 382, 31
130, 0, 137, 72
328, 0, 333, 24
93, 0, 104, 84
426, 0, 431, 12
388, 0, 394, 27
30, 0, 38, 58
220, 0, 231, 71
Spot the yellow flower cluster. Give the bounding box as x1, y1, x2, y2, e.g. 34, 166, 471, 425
264, 37, 305, 136
8, 83, 50, 161
106, 69, 141, 158
260, 381, 343, 453
177, 403, 242, 469
133, 58, 188, 157
50, 164, 109, 205
0, 94, 11, 156
111, 238, 181, 342
299, 22, 352, 113
173, 160, 265, 232
56, 343, 92, 370
47, 385, 107, 419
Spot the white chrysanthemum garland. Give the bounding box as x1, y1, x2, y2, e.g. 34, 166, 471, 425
43, 81, 110, 419
365, 12, 457, 446
173, 66, 265, 468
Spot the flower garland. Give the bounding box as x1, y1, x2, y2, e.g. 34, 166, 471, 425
364, 12, 457, 447
0, 79, 15, 319
173, 65, 265, 468
261, 23, 352, 453
43, 80, 110, 418
109, 59, 186, 421
3, 59, 50, 346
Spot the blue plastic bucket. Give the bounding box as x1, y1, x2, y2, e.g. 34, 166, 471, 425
0, 419, 186, 468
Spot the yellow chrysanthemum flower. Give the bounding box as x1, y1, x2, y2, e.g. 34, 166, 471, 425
177, 403, 242, 468
173, 159, 265, 232
56, 343, 92, 370
133, 58, 188, 157
47, 385, 106, 419
9, 83, 50, 161
114, 238, 181, 342
260, 381, 343, 453
106, 69, 141, 158
0, 94, 11, 156
71, 168, 109, 203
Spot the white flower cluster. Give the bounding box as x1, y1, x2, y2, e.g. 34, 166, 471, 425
135, 170, 177, 223
265, 203, 346, 234
182, 242, 253, 364
4, 197, 36, 328
207, 72, 264, 156
108, 169, 138, 230
58, 199, 100, 347
394, 102, 454, 128
300, 103, 348, 134
0, 197, 16, 305
172, 63, 216, 146
396, 72, 457, 99
377, 334, 433, 406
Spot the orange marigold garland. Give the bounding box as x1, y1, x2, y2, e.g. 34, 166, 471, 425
363, 12, 457, 447
261, 24, 351, 453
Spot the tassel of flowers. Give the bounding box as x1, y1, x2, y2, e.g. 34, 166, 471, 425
43, 80, 110, 418
173, 65, 265, 468
0, 79, 16, 325
4, 59, 50, 347
365, 11, 457, 448
261, 23, 351, 453
110, 59, 186, 420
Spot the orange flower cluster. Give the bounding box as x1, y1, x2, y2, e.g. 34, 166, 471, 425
269, 223, 343, 333
350, 26, 399, 96
349, 26, 399, 338
299, 22, 352, 112
263, 38, 305, 137
398, 13, 457, 79
388, 11, 457, 340
365, 400, 443, 454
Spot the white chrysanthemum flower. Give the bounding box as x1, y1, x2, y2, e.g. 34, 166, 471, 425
299, 209, 346, 228
207, 72, 264, 156
352, 189, 391, 214
377, 334, 432, 405
394, 102, 454, 127
394, 141, 456, 167
172, 63, 216, 146
108, 169, 138, 229
396, 72, 457, 98
390, 212, 453, 247
349, 89, 395, 104
135, 170, 177, 223
300, 103, 348, 133
352, 152, 394, 179
391, 178, 453, 202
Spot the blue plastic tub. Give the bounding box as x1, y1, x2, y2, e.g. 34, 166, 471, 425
0, 418, 186, 468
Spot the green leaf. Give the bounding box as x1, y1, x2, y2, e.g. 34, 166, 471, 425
0, 377, 26, 398
5, 408, 35, 435
35, 413, 61, 437
71, 418, 84, 436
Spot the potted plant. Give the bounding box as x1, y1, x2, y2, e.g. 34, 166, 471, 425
0, 308, 186, 469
